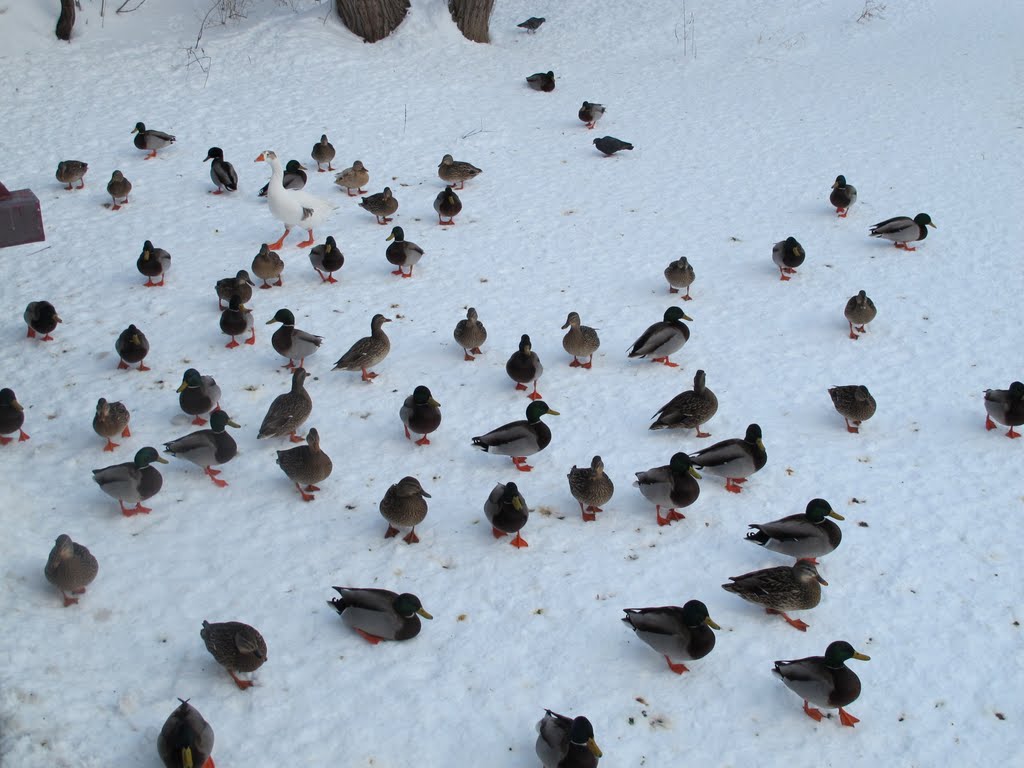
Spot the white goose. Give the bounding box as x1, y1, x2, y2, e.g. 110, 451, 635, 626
255, 150, 336, 249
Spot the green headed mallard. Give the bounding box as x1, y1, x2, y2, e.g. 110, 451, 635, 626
220, 295, 255, 348
115, 324, 149, 371
870, 213, 935, 250
621, 599, 720, 674
308, 235, 344, 283
56, 160, 87, 190
93, 397, 131, 452
437, 154, 482, 190
106, 170, 131, 210
649, 369, 718, 437
984, 381, 1024, 438
204, 146, 238, 194
334, 160, 368, 196
267, 308, 324, 369
722, 560, 827, 631
434, 185, 462, 225
328, 587, 432, 643
471, 400, 559, 472
385, 226, 424, 278
216, 269, 254, 309
772, 236, 805, 281
132, 121, 175, 159
773, 640, 870, 726
484, 481, 530, 548
567, 455, 614, 521
23, 300, 61, 341
311, 134, 336, 172
92, 446, 168, 516
746, 498, 844, 562
664, 257, 695, 299
257, 366, 312, 443
359, 186, 398, 225
634, 452, 701, 526
157, 698, 214, 768
627, 306, 692, 367
45, 534, 98, 607
332, 313, 392, 381
380, 476, 431, 543
276, 427, 332, 501
401, 385, 441, 445
828, 385, 876, 433
252, 243, 285, 289
137, 240, 171, 287
829, 175, 857, 217
176, 368, 222, 426
454, 307, 487, 361
687, 423, 766, 493
201, 620, 267, 690
536, 710, 602, 768
0, 388, 28, 445
526, 71, 555, 92
561, 312, 600, 369
844, 290, 877, 339
164, 410, 240, 488
506, 333, 544, 398
578, 101, 605, 129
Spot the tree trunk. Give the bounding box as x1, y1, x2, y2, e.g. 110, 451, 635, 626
335, 0, 409, 43
56, 0, 75, 42
448, 0, 493, 43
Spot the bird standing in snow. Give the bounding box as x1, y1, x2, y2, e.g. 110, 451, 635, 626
204, 147, 238, 194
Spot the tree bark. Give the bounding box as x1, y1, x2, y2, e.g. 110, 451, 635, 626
335, 0, 409, 43
56, 0, 75, 42
448, 0, 493, 43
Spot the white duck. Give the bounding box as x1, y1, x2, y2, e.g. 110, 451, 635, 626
255, 150, 336, 249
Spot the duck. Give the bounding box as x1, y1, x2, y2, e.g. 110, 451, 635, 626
380, 476, 431, 543
721, 560, 828, 631
484, 481, 530, 548
844, 290, 877, 339
55, 160, 87, 190
106, 170, 132, 210
437, 154, 482, 190
252, 243, 285, 288
634, 452, 702, 526
984, 381, 1024, 438
773, 640, 870, 726
136, 240, 171, 287
621, 599, 720, 674
93, 397, 131, 452
276, 427, 332, 501
328, 587, 432, 643
176, 368, 222, 426
828, 385, 876, 433
687, 423, 766, 493
115, 324, 150, 371
200, 620, 267, 690
567, 455, 614, 521
259, 159, 307, 196
220, 295, 255, 348
334, 160, 369, 196
526, 71, 556, 91
332, 314, 392, 381
164, 410, 240, 488
664, 256, 695, 299
359, 186, 398, 225
257, 366, 312, 443
870, 212, 935, 250
578, 101, 605, 129
23, 300, 61, 341
216, 269, 254, 309
592, 136, 633, 155
434, 185, 462, 225
157, 698, 215, 768
746, 498, 844, 562
772, 236, 805, 280
311, 133, 336, 172
471, 400, 559, 472
0, 388, 28, 445
830, 174, 857, 217
385, 226, 424, 277
454, 307, 487, 360
400, 385, 441, 445
517, 16, 545, 32
45, 534, 99, 607
203, 146, 238, 194
308, 235, 345, 283
132, 121, 175, 159
627, 306, 692, 367
561, 311, 600, 368
255, 150, 336, 249
92, 446, 168, 516
649, 369, 718, 437
267, 308, 324, 369
506, 334, 544, 399
536, 710, 602, 768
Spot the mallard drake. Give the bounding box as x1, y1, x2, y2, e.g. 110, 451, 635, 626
260, 159, 306, 196
380, 476, 431, 543
334, 160, 369, 196
276, 427, 332, 501
257, 366, 312, 443
137, 240, 171, 287
203, 146, 238, 194
252, 243, 285, 288
664, 257, 695, 299
164, 410, 240, 488
92, 446, 168, 516
157, 698, 214, 768
311, 133, 336, 172
747, 498, 844, 562
593, 136, 633, 155
201, 620, 267, 690
773, 640, 870, 726
359, 186, 398, 225
454, 307, 487, 360
267, 308, 323, 369
308, 235, 345, 283
437, 154, 482, 190
772, 236, 805, 281
634, 452, 702, 526
256, 150, 336, 249
688, 423, 766, 493
0, 388, 28, 445
385, 226, 424, 277
328, 587, 432, 643
106, 170, 131, 210
526, 71, 556, 91
472, 400, 559, 472
176, 368, 222, 426
870, 212, 935, 250
830, 175, 857, 217
622, 599, 720, 674
517, 16, 545, 32
45, 534, 98, 607
434, 185, 462, 225
650, 369, 718, 437
401, 385, 441, 445
536, 710, 602, 768
561, 312, 600, 368
115, 324, 150, 371
578, 101, 605, 129
567, 455, 614, 521
332, 314, 392, 381
216, 269, 254, 309
56, 160, 87, 190
220, 295, 255, 348
722, 560, 827, 631
506, 334, 544, 398
984, 381, 1024, 438
132, 122, 175, 159
844, 290, 877, 339
484, 481, 530, 547
627, 306, 692, 367
24, 300, 61, 341
828, 385, 876, 433
93, 397, 131, 452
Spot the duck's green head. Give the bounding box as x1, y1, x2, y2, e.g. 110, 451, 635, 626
0, 388, 20, 410
806, 498, 844, 523
744, 423, 764, 451
177, 368, 202, 392
285, 159, 306, 173
833, 174, 847, 188
567, 717, 602, 757
228, 294, 247, 311
209, 410, 240, 431
387, 226, 405, 242
525, 401, 559, 422
141, 240, 155, 258
1010, 381, 1024, 398
413, 385, 440, 408
503, 481, 524, 511
663, 306, 693, 323
393, 593, 432, 620
324, 235, 337, 251
914, 213, 936, 228
134, 446, 168, 467
131, 122, 145, 134
824, 640, 870, 668
669, 452, 702, 480
267, 308, 295, 326
204, 147, 223, 162
518, 334, 533, 353
682, 599, 721, 630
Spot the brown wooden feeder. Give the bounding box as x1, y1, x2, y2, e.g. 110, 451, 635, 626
0, 182, 45, 248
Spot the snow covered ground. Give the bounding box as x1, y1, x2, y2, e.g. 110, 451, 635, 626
1, 0, 1022, 765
